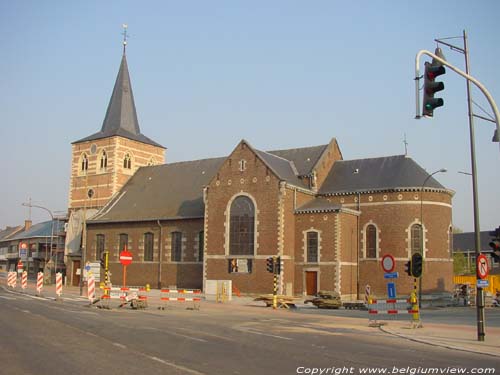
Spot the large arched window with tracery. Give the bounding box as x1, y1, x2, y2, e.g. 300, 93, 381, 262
229, 196, 255, 255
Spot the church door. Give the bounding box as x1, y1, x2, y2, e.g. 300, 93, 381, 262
305, 271, 318, 296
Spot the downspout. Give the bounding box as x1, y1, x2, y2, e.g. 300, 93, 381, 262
157, 219, 163, 289
356, 192, 361, 300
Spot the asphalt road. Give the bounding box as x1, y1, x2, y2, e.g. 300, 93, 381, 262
0, 288, 498, 375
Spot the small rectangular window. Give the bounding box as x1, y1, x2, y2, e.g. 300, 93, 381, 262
307, 232, 318, 263
198, 231, 204, 262
119, 233, 128, 252
96, 234, 105, 260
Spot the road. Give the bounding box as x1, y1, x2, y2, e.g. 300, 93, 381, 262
0, 288, 498, 375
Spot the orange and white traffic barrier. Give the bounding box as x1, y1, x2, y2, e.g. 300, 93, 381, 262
55, 272, 63, 298
159, 289, 202, 310
7, 272, 17, 288
21, 271, 28, 290
87, 275, 95, 303
36, 272, 44, 295
367, 298, 417, 326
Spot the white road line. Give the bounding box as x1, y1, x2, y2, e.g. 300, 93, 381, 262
142, 327, 207, 343
0, 295, 16, 300
240, 328, 292, 341
148, 356, 205, 375
113, 342, 127, 349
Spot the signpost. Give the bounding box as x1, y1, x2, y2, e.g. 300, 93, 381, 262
19, 242, 28, 260
120, 247, 132, 288
17, 260, 24, 274
477, 254, 489, 280
381, 254, 396, 273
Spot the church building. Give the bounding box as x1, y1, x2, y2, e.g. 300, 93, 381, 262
66, 44, 455, 298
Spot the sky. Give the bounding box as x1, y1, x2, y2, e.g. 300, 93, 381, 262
0, 1, 499, 232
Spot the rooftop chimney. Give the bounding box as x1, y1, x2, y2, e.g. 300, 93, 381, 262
24, 220, 32, 231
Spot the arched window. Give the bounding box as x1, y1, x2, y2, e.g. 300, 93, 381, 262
306, 231, 319, 263
229, 196, 255, 255
80, 153, 89, 173
123, 153, 132, 169
411, 224, 422, 255
366, 224, 377, 258
144, 232, 154, 262
100, 150, 108, 171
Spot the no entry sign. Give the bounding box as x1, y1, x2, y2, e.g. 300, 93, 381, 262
120, 250, 133, 266
477, 254, 489, 279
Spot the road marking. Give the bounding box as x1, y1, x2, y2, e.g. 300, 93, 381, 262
175, 327, 236, 342
239, 328, 292, 341
113, 342, 127, 349
21, 309, 31, 314
142, 327, 208, 343
148, 356, 205, 375
0, 295, 16, 300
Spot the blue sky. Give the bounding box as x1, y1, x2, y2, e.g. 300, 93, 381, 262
0, 1, 499, 232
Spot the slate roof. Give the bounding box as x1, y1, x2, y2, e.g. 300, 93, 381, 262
268, 144, 328, 176
90, 157, 225, 223
295, 198, 342, 214
9, 220, 65, 240
319, 155, 450, 195
453, 231, 495, 253
74, 54, 164, 148
0, 226, 23, 241
254, 148, 307, 189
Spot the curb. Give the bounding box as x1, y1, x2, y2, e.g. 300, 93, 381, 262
379, 325, 500, 358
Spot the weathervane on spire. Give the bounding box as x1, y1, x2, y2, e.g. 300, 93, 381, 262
122, 24, 129, 55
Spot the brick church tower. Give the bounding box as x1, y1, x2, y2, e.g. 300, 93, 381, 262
65, 37, 165, 285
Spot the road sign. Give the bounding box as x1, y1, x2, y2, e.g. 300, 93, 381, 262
85, 262, 91, 272
381, 254, 395, 273
120, 250, 133, 266
387, 282, 396, 299
477, 279, 489, 288
17, 260, 24, 273
19, 242, 28, 259
383, 272, 399, 279
477, 255, 489, 279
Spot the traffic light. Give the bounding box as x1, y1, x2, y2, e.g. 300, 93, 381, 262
266, 257, 274, 273
422, 52, 446, 118
404, 260, 412, 276
489, 239, 500, 263
411, 253, 423, 278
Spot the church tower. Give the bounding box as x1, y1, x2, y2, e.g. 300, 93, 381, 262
67, 33, 165, 212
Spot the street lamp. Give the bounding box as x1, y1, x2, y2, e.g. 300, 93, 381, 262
419, 168, 447, 307
21, 202, 54, 282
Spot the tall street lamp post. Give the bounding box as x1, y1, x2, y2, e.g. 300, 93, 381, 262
419, 168, 447, 307
22, 202, 54, 282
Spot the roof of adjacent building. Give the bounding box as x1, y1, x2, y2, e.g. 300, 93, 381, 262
73, 54, 164, 148
319, 155, 450, 195
254, 148, 307, 189
453, 231, 495, 253
0, 226, 24, 242
9, 220, 65, 241
90, 157, 226, 223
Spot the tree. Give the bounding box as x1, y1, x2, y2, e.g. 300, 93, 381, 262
453, 252, 474, 275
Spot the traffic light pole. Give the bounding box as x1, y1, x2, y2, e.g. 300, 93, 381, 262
415, 31, 500, 341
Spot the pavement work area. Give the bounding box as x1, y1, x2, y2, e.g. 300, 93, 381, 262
2, 276, 500, 361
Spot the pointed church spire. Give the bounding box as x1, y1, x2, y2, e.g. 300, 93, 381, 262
73, 26, 164, 148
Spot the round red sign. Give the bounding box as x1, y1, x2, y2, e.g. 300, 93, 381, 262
381, 254, 395, 273
120, 250, 133, 266
477, 254, 489, 279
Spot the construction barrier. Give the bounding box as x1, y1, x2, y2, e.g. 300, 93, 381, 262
367, 298, 417, 326
55, 272, 63, 298
87, 275, 95, 303
7, 272, 16, 288
36, 272, 43, 295
21, 271, 27, 290
454, 275, 500, 295
159, 289, 201, 310
98, 286, 148, 309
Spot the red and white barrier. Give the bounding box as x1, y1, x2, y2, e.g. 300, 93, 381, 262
160, 289, 202, 310
36, 272, 44, 295
368, 298, 417, 316
87, 275, 95, 302
55, 272, 63, 298
21, 271, 27, 290
7, 272, 17, 288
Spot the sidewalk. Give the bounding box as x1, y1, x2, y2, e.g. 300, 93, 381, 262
3, 278, 499, 358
